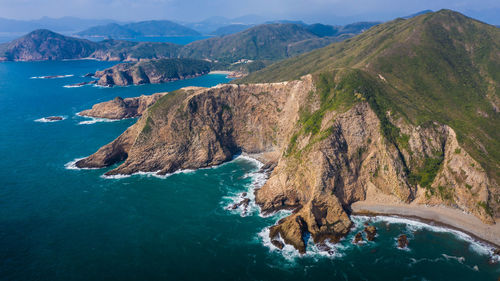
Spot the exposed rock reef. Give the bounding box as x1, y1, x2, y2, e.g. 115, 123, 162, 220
397, 234, 409, 248
79, 93, 166, 119
91, 58, 211, 87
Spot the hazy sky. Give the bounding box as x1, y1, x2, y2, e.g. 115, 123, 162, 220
1, 0, 499, 24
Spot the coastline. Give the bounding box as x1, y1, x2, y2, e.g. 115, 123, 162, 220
351, 201, 500, 248
209, 70, 234, 75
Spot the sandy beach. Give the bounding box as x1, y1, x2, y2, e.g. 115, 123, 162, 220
351, 201, 500, 247
209, 70, 234, 75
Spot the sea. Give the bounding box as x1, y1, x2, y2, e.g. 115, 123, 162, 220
0, 60, 499, 281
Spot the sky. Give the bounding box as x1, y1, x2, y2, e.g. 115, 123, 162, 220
0, 0, 499, 24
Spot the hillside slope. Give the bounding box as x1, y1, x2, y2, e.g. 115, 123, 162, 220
242, 10, 500, 208
179, 23, 320, 62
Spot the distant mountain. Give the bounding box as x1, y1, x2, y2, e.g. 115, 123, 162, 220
0, 17, 117, 34
265, 20, 306, 25
184, 15, 267, 35
77, 20, 200, 38
179, 23, 318, 62
211, 24, 254, 36
76, 23, 137, 38
0, 20, 378, 63
0, 29, 99, 61
340, 21, 381, 34
403, 10, 433, 19
305, 23, 342, 37
0, 29, 181, 61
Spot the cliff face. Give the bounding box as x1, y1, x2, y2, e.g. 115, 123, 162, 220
78, 93, 166, 119
76, 73, 497, 253
92, 58, 211, 87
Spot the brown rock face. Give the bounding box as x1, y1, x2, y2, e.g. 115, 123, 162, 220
397, 234, 409, 248
93, 58, 211, 87
76, 74, 498, 253
79, 93, 166, 119
364, 226, 377, 241
353, 232, 363, 244
46, 116, 63, 121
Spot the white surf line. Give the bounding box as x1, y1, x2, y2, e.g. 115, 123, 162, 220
34, 116, 66, 123
64, 158, 101, 170
100, 154, 258, 180
355, 215, 500, 260
75, 112, 123, 125
30, 74, 74, 79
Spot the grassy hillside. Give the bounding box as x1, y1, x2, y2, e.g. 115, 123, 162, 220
240, 10, 500, 207
179, 23, 318, 62
77, 20, 200, 37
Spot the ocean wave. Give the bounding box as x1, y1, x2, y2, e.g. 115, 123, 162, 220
64, 158, 100, 170
30, 74, 74, 79
77, 116, 121, 125
63, 84, 86, 88
222, 162, 266, 217
34, 116, 66, 123
257, 226, 347, 262
354, 215, 499, 259
101, 169, 196, 180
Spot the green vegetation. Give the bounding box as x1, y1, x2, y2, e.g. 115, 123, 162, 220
438, 185, 455, 202
239, 10, 500, 189
478, 201, 494, 216
409, 152, 444, 189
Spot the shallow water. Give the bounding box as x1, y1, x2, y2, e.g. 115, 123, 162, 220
0, 60, 499, 281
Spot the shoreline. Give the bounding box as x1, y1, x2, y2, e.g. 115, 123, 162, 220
209, 70, 234, 75
351, 201, 500, 248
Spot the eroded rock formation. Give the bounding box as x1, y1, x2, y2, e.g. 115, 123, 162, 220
79, 93, 166, 119
75, 74, 498, 253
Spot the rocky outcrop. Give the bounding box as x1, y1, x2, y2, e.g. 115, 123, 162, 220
78, 93, 166, 119
364, 226, 377, 241
92, 58, 211, 87
76, 74, 498, 253
46, 116, 63, 121
397, 234, 409, 248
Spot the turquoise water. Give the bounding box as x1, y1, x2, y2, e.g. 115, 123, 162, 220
0, 61, 499, 281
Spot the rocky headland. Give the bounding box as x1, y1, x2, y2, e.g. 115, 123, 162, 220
74, 10, 500, 253
75, 73, 498, 252
78, 92, 167, 119
90, 58, 211, 87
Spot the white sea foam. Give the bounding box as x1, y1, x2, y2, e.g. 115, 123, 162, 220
101, 169, 195, 180
257, 226, 347, 262
64, 158, 100, 170
63, 84, 84, 88
354, 215, 499, 259
30, 74, 74, 79
34, 116, 66, 123
221, 155, 268, 217
77, 116, 121, 125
